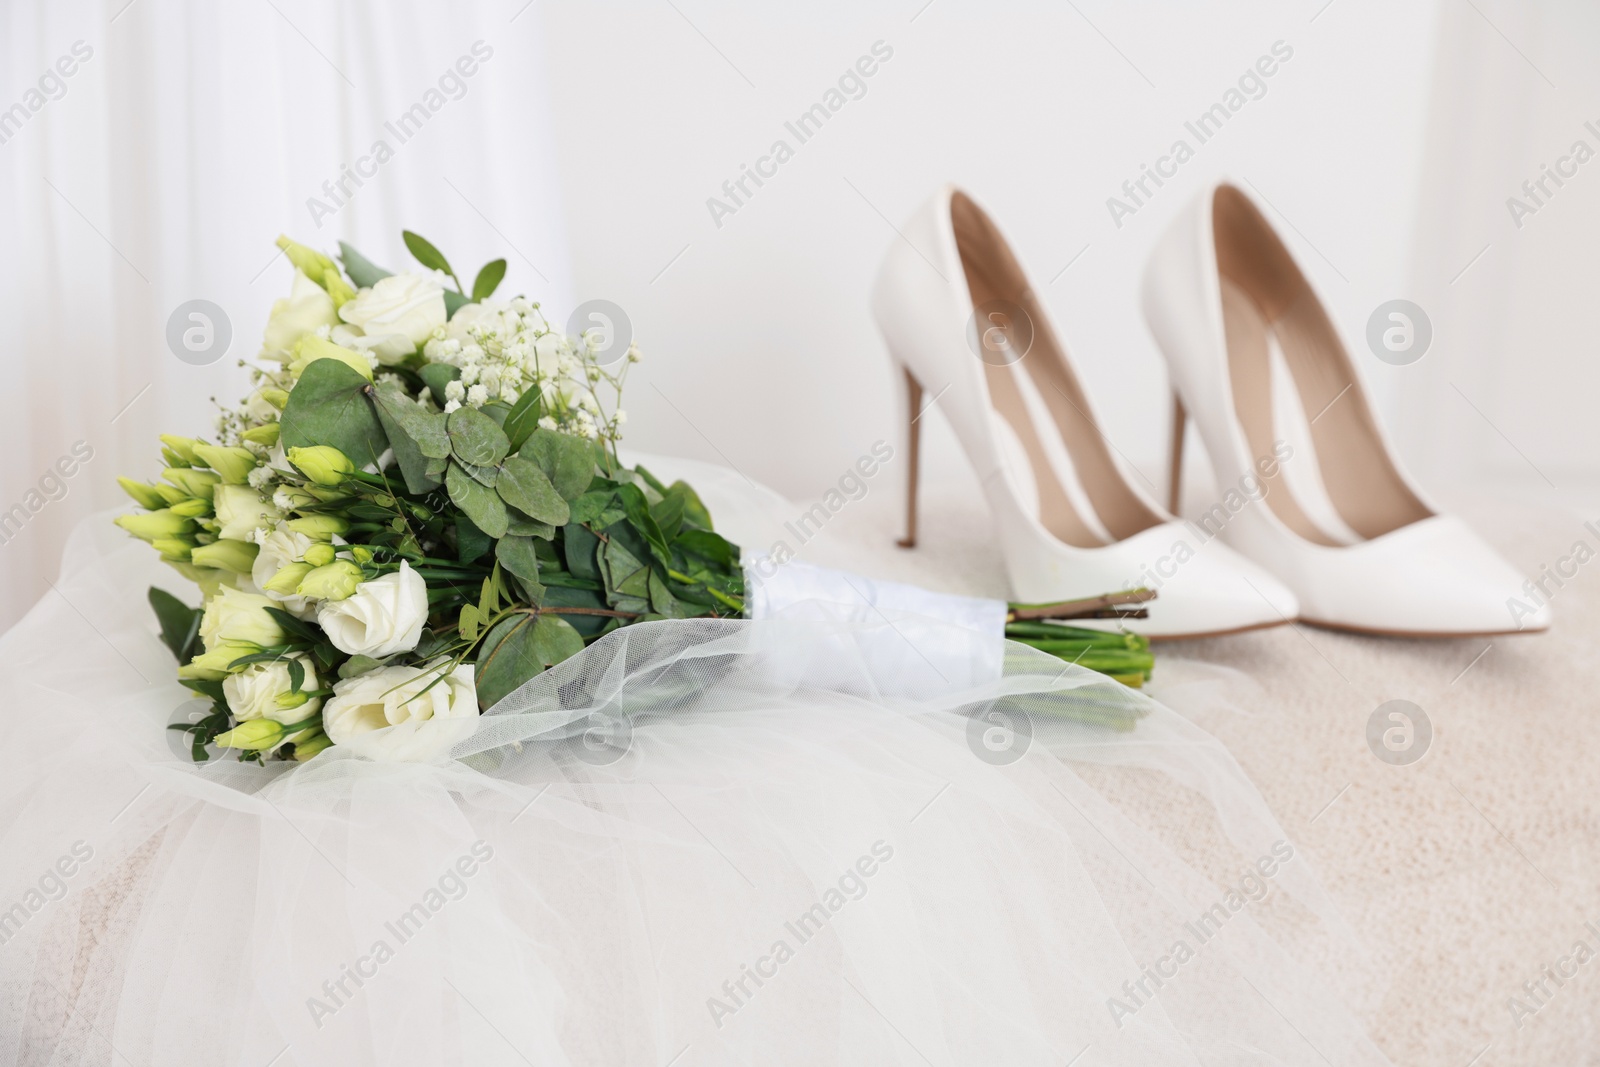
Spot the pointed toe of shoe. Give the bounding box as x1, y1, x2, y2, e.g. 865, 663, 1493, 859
1124, 526, 1300, 639
1295, 516, 1548, 636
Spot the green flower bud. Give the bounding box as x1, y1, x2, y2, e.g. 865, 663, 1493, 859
324, 272, 356, 309
293, 730, 334, 761
258, 387, 291, 410
117, 477, 167, 510
297, 560, 363, 601
192, 444, 259, 486
176, 641, 259, 681
159, 435, 204, 464
305, 486, 351, 503
167, 497, 212, 518
153, 483, 189, 506
275, 236, 340, 287
288, 445, 355, 487
263, 561, 314, 595
115, 509, 195, 543
189, 538, 260, 574
290, 335, 373, 382
151, 538, 193, 561
302, 542, 336, 567
241, 423, 281, 446
213, 718, 285, 752
275, 688, 311, 711
286, 515, 350, 540
349, 546, 374, 564
163, 467, 221, 500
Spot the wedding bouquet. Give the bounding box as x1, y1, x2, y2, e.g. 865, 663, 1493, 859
115, 231, 1154, 763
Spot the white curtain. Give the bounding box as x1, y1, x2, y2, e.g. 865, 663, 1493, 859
0, 0, 572, 630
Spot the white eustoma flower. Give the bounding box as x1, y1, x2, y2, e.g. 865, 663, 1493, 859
261, 270, 340, 363
315, 561, 429, 658
223, 654, 321, 724
338, 272, 447, 351
322, 660, 478, 760
198, 587, 285, 651
213, 484, 284, 541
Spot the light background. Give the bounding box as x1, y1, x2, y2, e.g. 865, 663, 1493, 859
1, 0, 1593, 629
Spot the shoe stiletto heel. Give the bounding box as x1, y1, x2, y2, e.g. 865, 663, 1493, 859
871, 184, 1298, 638
897, 365, 923, 549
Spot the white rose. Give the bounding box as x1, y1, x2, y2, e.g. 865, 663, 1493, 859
315, 561, 428, 658
322, 660, 478, 760
223, 654, 321, 724
338, 273, 447, 352
199, 587, 285, 651
261, 270, 339, 362
214, 484, 284, 541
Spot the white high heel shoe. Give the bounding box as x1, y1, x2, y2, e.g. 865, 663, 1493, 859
871, 185, 1299, 639
1142, 180, 1550, 636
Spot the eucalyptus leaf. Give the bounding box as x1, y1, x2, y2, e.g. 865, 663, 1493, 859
338, 241, 392, 288
648, 568, 686, 618
338, 655, 383, 680
472, 259, 507, 301
371, 387, 448, 495
507, 513, 557, 539
279, 359, 387, 470
447, 406, 510, 467
495, 535, 544, 595
497, 455, 569, 526
563, 523, 602, 582
419, 362, 461, 406
615, 481, 671, 565
459, 459, 501, 489
520, 427, 595, 502
568, 489, 615, 526
475, 613, 584, 710
444, 290, 469, 318
501, 387, 544, 453
446, 462, 508, 538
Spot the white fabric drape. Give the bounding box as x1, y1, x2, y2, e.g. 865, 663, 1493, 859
0, 0, 572, 629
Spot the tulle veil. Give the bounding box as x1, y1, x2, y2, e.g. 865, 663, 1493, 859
0, 457, 1392, 1065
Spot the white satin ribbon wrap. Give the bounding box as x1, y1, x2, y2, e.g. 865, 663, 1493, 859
744, 559, 1009, 699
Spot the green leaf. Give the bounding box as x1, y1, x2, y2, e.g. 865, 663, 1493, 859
633, 465, 670, 496
447, 406, 510, 467
497, 455, 569, 526
501, 388, 544, 453
506, 513, 556, 539
446, 461, 508, 538
455, 513, 491, 563
568, 489, 615, 526
651, 486, 687, 543
472, 258, 507, 301
496, 535, 544, 598
148, 587, 202, 664
478, 400, 512, 428
371, 386, 448, 495
338, 655, 382, 679
520, 427, 595, 501
615, 482, 671, 566
419, 362, 461, 406
444, 290, 469, 318
648, 568, 685, 618
677, 529, 740, 569
279, 359, 387, 470
563, 523, 602, 582
459, 459, 501, 489
602, 536, 651, 606
338, 241, 392, 288
264, 606, 321, 644
475, 613, 585, 710
671, 479, 714, 531
286, 657, 305, 694
539, 584, 611, 636
402, 230, 455, 281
